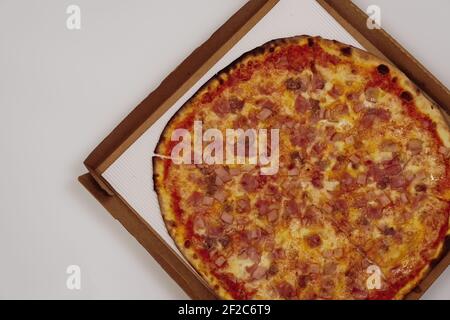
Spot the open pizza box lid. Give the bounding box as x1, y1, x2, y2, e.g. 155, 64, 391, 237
80, 0, 450, 299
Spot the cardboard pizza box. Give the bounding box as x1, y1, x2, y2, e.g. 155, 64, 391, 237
79, 0, 450, 300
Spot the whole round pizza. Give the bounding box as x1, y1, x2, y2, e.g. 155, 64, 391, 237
153, 36, 450, 300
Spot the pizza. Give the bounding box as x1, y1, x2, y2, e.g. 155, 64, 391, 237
153, 36, 450, 299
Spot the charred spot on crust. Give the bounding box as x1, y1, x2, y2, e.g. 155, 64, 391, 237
413, 286, 423, 293
254, 45, 266, 56
377, 64, 390, 75
269, 46, 275, 53
307, 37, 315, 47
400, 91, 414, 102
340, 46, 352, 57
167, 220, 177, 228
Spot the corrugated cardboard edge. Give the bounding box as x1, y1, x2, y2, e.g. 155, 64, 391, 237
80, 0, 450, 299
78, 173, 217, 299
84, 0, 278, 178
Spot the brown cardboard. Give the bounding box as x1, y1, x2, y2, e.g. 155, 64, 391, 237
80, 0, 450, 299
84, 0, 278, 178
79, 173, 217, 299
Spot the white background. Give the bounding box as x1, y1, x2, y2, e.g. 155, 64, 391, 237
0, 0, 449, 299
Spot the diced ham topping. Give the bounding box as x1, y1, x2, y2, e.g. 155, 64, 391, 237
246, 247, 261, 263
203, 196, 214, 206
213, 190, 227, 203
323, 262, 337, 275
240, 173, 259, 192
237, 197, 250, 212
390, 175, 407, 189
331, 132, 345, 141
407, 139, 423, 154
352, 195, 367, 208
333, 199, 348, 213
277, 282, 295, 299
297, 275, 310, 289
215, 256, 226, 267
252, 266, 267, 280
308, 263, 321, 274
365, 87, 379, 102
311, 72, 325, 91
215, 176, 224, 186
347, 91, 361, 102
256, 199, 270, 216
272, 248, 285, 259
229, 168, 240, 176
322, 203, 333, 214
353, 103, 364, 113
360, 108, 391, 128
188, 192, 203, 206
212, 98, 230, 115
302, 206, 321, 226
311, 170, 323, 189
341, 172, 356, 190
439, 146, 450, 157
291, 126, 315, 148
193, 216, 206, 234
345, 135, 355, 145
285, 77, 308, 91
328, 104, 349, 121
295, 95, 311, 113
329, 84, 344, 98
212, 97, 244, 115
400, 193, 409, 204
349, 155, 360, 164
257, 108, 272, 120
267, 210, 278, 222
220, 212, 233, 224
247, 229, 261, 241
215, 166, 232, 183
228, 97, 245, 112
366, 205, 382, 220
378, 193, 391, 207
333, 248, 344, 259
312, 142, 326, 155
380, 140, 399, 152
284, 199, 299, 216
357, 173, 367, 185
383, 161, 402, 176
305, 233, 322, 248
288, 168, 299, 176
